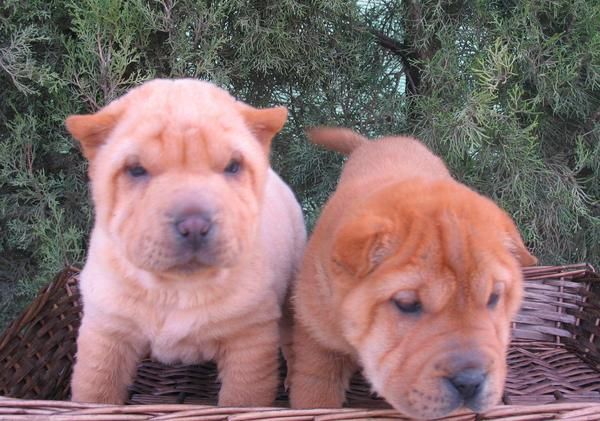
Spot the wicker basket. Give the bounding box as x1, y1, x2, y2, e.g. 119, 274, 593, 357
0, 264, 599, 420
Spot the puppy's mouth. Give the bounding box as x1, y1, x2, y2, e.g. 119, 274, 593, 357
170, 260, 208, 273
125, 217, 241, 274
168, 252, 220, 273
396, 373, 497, 419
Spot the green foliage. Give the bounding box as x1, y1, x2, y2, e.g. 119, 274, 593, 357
364, 0, 599, 265
1, 0, 89, 328
64, 0, 156, 107
1, 0, 598, 330
0, 0, 398, 329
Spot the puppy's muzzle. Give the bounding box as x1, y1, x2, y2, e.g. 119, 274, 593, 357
442, 352, 491, 411
171, 201, 216, 251
174, 211, 213, 250
165, 200, 235, 270
446, 368, 487, 407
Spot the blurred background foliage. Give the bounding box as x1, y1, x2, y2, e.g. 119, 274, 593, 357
1, 0, 598, 329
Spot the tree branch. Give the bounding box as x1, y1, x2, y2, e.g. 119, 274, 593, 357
367, 28, 418, 95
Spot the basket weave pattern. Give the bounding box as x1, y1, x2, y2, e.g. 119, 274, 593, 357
0, 264, 599, 420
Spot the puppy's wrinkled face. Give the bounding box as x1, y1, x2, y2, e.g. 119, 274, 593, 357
66, 79, 287, 275
332, 181, 536, 419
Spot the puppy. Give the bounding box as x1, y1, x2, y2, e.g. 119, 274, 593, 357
66, 79, 305, 406
289, 128, 536, 418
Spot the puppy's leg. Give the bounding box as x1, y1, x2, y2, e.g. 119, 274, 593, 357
289, 322, 356, 408
71, 319, 145, 404
217, 320, 280, 407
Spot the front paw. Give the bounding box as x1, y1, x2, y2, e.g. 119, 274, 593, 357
71, 375, 128, 404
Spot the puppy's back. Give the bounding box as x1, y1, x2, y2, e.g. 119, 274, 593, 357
308, 127, 451, 188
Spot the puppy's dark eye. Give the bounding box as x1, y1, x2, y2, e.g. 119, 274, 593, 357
127, 165, 148, 178
394, 299, 422, 315
487, 292, 500, 309
224, 159, 241, 175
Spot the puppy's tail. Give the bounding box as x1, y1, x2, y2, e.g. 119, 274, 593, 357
307, 127, 369, 156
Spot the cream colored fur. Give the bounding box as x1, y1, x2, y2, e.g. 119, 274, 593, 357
67, 79, 305, 406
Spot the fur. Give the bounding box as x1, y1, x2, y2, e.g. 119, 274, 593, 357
289, 128, 536, 418
67, 79, 306, 406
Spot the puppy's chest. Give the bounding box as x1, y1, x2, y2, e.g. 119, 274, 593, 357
147, 309, 220, 365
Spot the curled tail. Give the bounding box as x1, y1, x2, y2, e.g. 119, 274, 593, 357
306, 127, 369, 156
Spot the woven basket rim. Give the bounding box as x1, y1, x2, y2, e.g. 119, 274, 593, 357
2, 396, 600, 420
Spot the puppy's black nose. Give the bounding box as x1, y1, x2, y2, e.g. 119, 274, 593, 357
447, 369, 486, 401
174, 212, 212, 248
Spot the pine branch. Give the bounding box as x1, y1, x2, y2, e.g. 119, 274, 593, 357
367, 28, 418, 95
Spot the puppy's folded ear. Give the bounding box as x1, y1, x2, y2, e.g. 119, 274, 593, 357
332, 215, 397, 278
237, 103, 288, 151
503, 217, 537, 267
65, 102, 124, 161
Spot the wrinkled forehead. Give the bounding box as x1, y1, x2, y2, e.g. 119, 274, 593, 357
114, 79, 247, 134
128, 79, 238, 114
374, 262, 516, 310
97, 86, 260, 170
122, 80, 245, 132
113, 121, 251, 168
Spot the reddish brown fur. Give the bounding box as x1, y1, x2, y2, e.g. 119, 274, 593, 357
289, 128, 536, 418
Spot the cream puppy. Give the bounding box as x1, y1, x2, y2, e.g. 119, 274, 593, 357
66, 79, 305, 406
